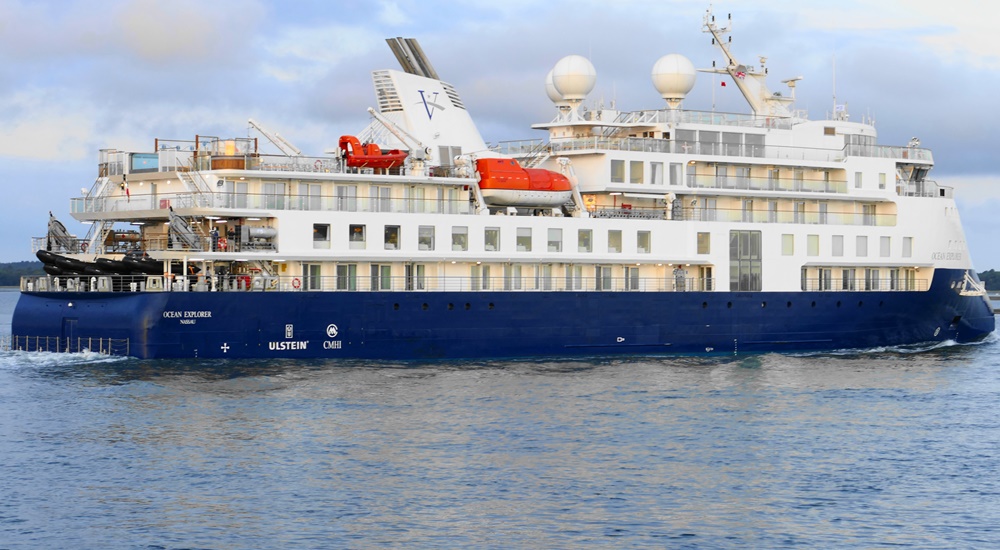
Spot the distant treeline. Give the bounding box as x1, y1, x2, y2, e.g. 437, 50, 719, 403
0, 261, 43, 286
978, 269, 1000, 291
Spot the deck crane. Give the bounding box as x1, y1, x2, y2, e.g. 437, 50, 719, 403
365, 107, 431, 162
248, 118, 302, 156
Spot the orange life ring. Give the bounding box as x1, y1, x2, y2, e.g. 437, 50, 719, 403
218, 237, 227, 251
292, 277, 301, 289
314, 160, 322, 170
80, 242, 88, 253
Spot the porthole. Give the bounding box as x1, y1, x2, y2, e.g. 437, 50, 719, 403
448, 303, 454, 310
761, 301, 767, 308
786, 301, 792, 308
422, 303, 429, 310
727, 302, 733, 309
879, 301, 884, 307
858, 300, 864, 307
465, 303, 471, 310
702, 302, 708, 309
393, 303, 399, 310
811, 301, 816, 308
488, 303, 495, 310
836, 301, 841, 307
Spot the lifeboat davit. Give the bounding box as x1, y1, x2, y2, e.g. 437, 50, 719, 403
339, 135, 408, 169
475, 158, 573, 207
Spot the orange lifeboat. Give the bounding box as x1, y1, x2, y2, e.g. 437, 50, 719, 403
475, 158, 573, 207
339, 135, 408, 169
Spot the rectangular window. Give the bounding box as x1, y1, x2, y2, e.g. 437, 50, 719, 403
485, 227, 500, 251
335, 264, 357, 291
745, 133, 764, 157
857, 235, 868, 257
862, 204, 877, 226
565, 265, 583, 290
578, 229, 592, 252
608, 230, 622, 253
880, 236, 891, 257
349, 224, 365, 250
372, 186, 391, 212
782, 234, 794, 256
824, 126, 836, 136
504, 264, 522, 290
418, 226, 435, 251
596, 265, 612, 291
629, 161, 644, 184
548, 228, 562, 252
638, 231, 651, 254
729, 230, 762, 291
768, 200, 778, 223
516, 227, 532, 251
336, 185, 357, 211
384, 225, 400, 250
406, 263, 426, 290
610, 159, 625, 183
807, 234, 819, 256
866, 268, 881, 290
452, 226, 468, 251
697, 232, 710, 254
370, 264, 392, 291
650, 162, 664, 185
903, 236, 913, 258
842, 268, 856, 290
879, 173, 887, 190
536, 264, 553, 290
669, 162, 683, 186
305, 263, 322, 291
855, 172, 862, 189
313, 224, 330, 249
625, 266, 640, 290
794, 201, 806, 223
819, 203, 828, 224
263, 181, 286, 209
832, 235, 844, 257
300, 183, 322, 210
722, 132, 741, 155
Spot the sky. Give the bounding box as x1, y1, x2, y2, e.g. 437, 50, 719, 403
1, 0, 999, 268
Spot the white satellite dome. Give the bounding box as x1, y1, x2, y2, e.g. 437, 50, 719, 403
544, 69, 564, 104
551, 55, 596, 101
651, 53, 696, 108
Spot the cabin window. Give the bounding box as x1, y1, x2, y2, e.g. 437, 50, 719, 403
781, 234, 794, 256
384, 225, 400, 250
638, 231, 651, 254
504, 264, 523, 290
263, 181, 285, 209
536, 264, 553, 290
485, 227, 500, 251
372, 186, 392, 212
370, 264, 392, 291
516, 228, 532, 252
406, 264, 426, 290
349, 224, 366, 250
807, 234, 819, 257
730, 230, 762, 292
722, 132, 741, 156
794, 201, 806, 223
824, 127, 836, 136
452, 226, 468, 251
865, 268, 881, 290
313, 224, 330, 249
578, 229, 593, 253
878, 173, 887, 190
669, 163, 682, 186
595, 265, 613, 291
832, 235, 844, 257
418, 226, 435, 251
880, 236, 891, 257
565, 265, 583, 290
842, 269, 856, 290
700, 131, 720, 155
857, 235, 868, 257
305, 263, 323, 291
903, 237, 913, 258
625, 266, 640, 291
548, 228, 562, 252
650, 162, 664, 185
854, 172, 863, 189
610, 160, 625, 183
335, 264, 356, 291
336, 185, 357, 212
745, 134, 764, 157
300, 183, 322, 210
630, 161, 644, 184
608, 230, 622, 253
697, 232, 710, 254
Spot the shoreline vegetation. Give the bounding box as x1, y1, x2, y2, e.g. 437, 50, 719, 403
1, 262, 998, 290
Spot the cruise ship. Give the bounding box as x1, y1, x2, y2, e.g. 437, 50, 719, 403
11, 9, 995, 359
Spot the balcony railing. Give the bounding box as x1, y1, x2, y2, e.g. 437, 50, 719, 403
801, 277, 928, 292
687, 174, 848, 194
22, 274, 716, 294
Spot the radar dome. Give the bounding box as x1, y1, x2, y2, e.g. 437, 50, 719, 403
551, 55, 596, 101
544, 70, 564, 104
651, 54, 696, 108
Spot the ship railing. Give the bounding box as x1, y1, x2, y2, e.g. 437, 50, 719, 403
845, 144, 933, 162
801, 278, 929, 292
672, 207, 896, 226
71, 191, 476, 216
1, 334, 130, 356
686, 174, 848, 194
21, 273, 717, 294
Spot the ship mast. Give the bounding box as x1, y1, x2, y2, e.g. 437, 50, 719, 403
699, 7, 801, 118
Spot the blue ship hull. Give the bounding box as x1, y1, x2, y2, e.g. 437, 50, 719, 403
11, 269, 995, 359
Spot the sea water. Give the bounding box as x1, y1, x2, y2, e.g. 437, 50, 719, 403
1, 287, 999, 548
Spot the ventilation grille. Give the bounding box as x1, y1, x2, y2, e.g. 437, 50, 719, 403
372, 71, 403, 112
441, 82, 465, 110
